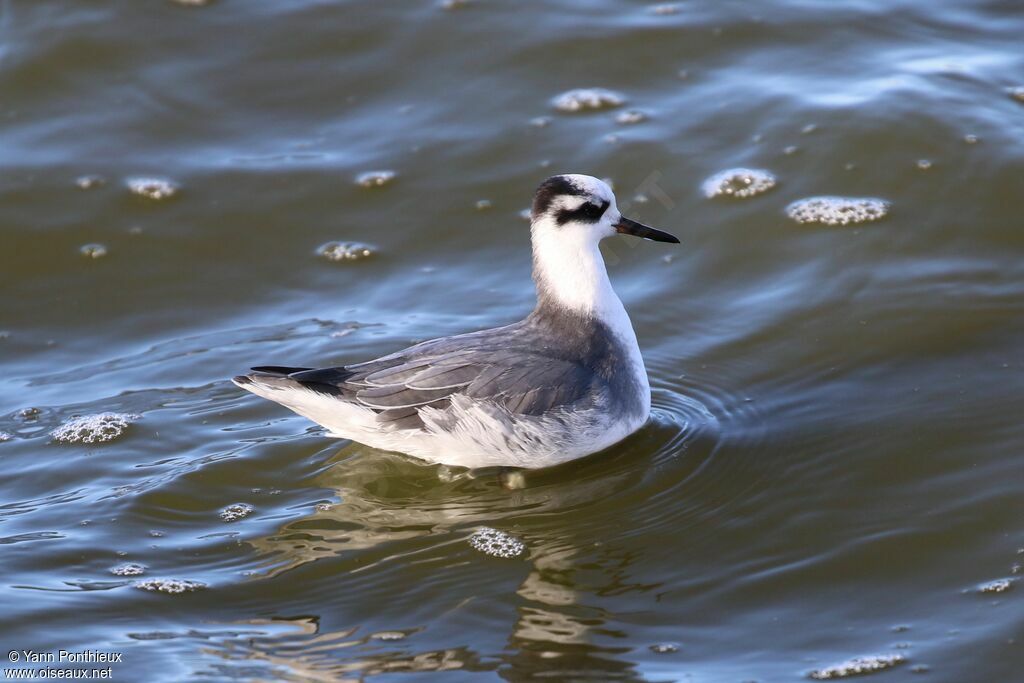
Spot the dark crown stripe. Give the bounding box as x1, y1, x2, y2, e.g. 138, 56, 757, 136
531, 175, 587, 219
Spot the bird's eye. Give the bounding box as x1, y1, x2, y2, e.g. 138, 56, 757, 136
554, 199, 611, 225
581, 200, 610, 221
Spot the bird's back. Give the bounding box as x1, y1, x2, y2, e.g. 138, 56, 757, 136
234, 308, 648, 466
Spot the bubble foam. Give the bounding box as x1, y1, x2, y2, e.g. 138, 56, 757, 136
317, 241, 376, 262
76, 175, 106, 190
110, 563, 147, 577
355, 170, 396, 188
551, 88, 626, 113
977, 578, 1014, 594
80, 243, 108, 259
469, 527, 525, 559
0, 432, 12, 442
786, 196, 889, 226
649, 643, 679, 654
702, 168, 777, 199
220, 503, 254, 522
615, 110, 647, 125
809, 654, 905, 679
134, 578, 207, 594
51, 413, 138, 444
371, 631, 406, 641
127, 177, 179, 200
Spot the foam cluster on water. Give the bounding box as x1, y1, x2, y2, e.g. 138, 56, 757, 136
355, 170, 396, 187
110, 563, 147, 577
127, 177, 179, 200
786, 196, 889, 226
703, 168, 777, 199
371, 631, 407, 641
51, 413, 139, 444
0, 432, 12, 442
134, 578, 207, 594
76, 175, 105, 190
649, 3, 680, 15
809, 654, 905, 679
552, 88, 626, 112
649, 642, 679, 654
977, 578, 1014, 594
615, 110, 647, 124
469, 527, 525, 558
220, 503, 254, 522
317, 241, 376, 262
80, 243, 108, 259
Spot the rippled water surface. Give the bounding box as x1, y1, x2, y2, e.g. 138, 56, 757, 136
2, 1, 1023, 681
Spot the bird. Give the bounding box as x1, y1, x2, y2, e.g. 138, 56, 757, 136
233, 174, 679, 469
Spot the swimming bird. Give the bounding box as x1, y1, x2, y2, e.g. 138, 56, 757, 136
234, 174, 678, 469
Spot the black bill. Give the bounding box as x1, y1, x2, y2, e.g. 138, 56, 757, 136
614, 216, 680, 243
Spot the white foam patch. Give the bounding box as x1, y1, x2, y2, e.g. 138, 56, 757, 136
134, 578, 207, 594
110, 563, 147, 577
469, 527, 525, 558
809, 654, 905, 679
220, 503, 254, 522
786, 196, 889, 226
703, 168, 777, 198
552, 88, 626, 112
649, 3, 680, 15
615, 110, 647, 124
127, 177, 179, 200
649, 643, 679, 654
51, 413, 139, 444
76, 175, 105, 190
371, 631, 406, 641
80, 243, 108, 259
0, 432, 12, 442
977, 578, 1015, 594
355, 170, 396, 187
317, 241, 376, 262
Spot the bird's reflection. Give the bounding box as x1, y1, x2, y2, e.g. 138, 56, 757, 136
223, 438, 672, 680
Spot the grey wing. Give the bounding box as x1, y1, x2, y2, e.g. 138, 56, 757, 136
283, 337, 595, 430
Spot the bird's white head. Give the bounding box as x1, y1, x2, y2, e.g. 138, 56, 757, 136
529, 174, 678, 317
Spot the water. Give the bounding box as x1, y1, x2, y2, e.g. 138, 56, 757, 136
1, 0, 1022, 680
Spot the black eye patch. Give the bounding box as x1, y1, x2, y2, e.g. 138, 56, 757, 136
555, 200, 610, 226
